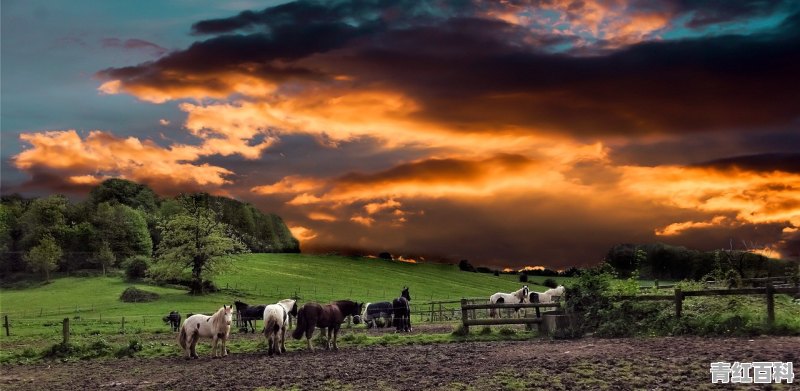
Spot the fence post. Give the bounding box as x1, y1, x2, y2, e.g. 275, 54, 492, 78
460, 299, 469, 334
122, 316, 125, 332
766, 282, 775, 327
674, 288, 683, 318
3, 315, 9, 336
62, 318, 70, 344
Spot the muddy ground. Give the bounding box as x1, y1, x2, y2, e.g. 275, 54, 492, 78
1, 335, 798, 390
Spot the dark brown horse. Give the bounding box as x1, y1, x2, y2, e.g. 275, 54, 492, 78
291, 300, 363, 351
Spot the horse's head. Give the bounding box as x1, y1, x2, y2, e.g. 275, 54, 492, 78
519, 285, 529, 302
289, 301, 299, 318
401, 286, 411, 301
223, 305, 233, 326
352, 302, 364, 324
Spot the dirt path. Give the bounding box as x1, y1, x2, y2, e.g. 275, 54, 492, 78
2, 336, 798, 390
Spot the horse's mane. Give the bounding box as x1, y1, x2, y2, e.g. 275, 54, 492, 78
211, 306, 229, 333
278, 299, 297, 315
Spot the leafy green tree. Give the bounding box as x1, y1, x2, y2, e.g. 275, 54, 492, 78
24, 234, 62, 281
89, 178, 158, 212
92, 240, 116, 276
152, 194, 247, 294
93, 202, 153, 262
18, 195, 68, 251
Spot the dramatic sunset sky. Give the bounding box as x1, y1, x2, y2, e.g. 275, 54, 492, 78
2, 0, 799, 269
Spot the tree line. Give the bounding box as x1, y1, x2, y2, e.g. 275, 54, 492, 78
0, 179, 299, 293
604, 242, 798, 281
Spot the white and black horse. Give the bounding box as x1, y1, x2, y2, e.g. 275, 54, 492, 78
489, 285, 529, 318
362, 302, 394, 328
529, 285, 565, 304
392, 287, 412, 332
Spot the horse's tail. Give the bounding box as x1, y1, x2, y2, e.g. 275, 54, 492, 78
178, 324, 187, 350
292, 307, 307, 340
265, 313, 279, 335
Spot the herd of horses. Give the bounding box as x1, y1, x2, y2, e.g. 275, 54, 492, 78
171, 284, 562, 359
174, 287, 412, 359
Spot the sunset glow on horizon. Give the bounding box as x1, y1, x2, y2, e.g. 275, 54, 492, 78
2, 0, 799, 268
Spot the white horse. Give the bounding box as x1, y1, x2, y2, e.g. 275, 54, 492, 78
263, 299, 298, 356
529, 285, 565, 303
178, 305, 233, 359
489, 285, 529, 318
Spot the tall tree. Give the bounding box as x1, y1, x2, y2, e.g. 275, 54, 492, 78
93, 202, 153, 262
152, 194, 246, 294
24, 234, 62, 281
92, 240, 116, 276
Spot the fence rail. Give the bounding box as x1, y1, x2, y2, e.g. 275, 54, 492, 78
459, 299, 561, 332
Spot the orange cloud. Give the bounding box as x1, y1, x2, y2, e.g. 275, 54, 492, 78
364, 199, 401, 215
288, 225, 317, 242
655, 216, 731, 236
14, 130, 233, 188
350, 215, 375, 226
308, 212, 337, 222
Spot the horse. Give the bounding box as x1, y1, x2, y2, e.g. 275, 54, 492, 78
162, 311, 181, 332
489, 285, 529, 318
178, 305, 233, 359
392, 287, 412, 332
263, 299, 298, 356
362, 302, 394, 328
529, 285, 565, 304
234, 300, 267, 333
292, 300, 363, 351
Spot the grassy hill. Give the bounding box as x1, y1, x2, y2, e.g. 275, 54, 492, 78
0, 254, 537, 334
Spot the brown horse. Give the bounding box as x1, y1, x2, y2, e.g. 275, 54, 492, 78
291, 300, 363, 351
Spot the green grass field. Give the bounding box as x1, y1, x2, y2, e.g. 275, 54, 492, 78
0, 254, 537, 338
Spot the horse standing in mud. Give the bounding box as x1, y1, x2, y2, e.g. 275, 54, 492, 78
292, 300, 363, 351
392, 287, 412, 332
489, 285, 529, 318
263, 299, 298, 356
178, 305, 233, 359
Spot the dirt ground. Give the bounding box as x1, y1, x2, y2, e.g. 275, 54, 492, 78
1, 335, 798, 390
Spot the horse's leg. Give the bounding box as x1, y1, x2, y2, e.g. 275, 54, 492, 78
332, 326, 340, 351
189, 331, 199, 359
221, 335, 228, 357
306, 327, 314, 352
211, 335, 218, 358
279, 326, 287, 354
268, 331, 274, 356
325, 327, 332, 350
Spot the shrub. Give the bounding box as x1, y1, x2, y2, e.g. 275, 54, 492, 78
124, 256, 150, 280
543, 278, 558, 288
43, 342, 82, 359
451, 324, 469, 337
119, 286, 159, 303
497, 327, 516, 336
115, 338, 143, 358
519, 273, 528, 283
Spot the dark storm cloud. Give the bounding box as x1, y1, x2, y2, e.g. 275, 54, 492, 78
99, 0, 800, 137
674, 0, 797, 28
101, 38, 167, 56
696, 153, 800, 173
342, 14, 800, 136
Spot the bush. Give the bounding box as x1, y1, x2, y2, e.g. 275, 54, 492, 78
543, 278, 558, 289
451, 324, 469, 337
519, 273, 528, 283
115, 338, 143, 358
119, 286, 159, 303
124, 256, 150, 280
43, 342, 82, 359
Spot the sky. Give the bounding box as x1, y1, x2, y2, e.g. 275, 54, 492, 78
2, 0, 799, 269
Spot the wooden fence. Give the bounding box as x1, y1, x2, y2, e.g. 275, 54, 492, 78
619, 283, 800, 326
459, 299, 561, 333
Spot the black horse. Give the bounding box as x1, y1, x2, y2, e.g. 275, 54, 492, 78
162, 311, 181, 332
392, 287, 412, 332
234, 300, 267, 333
